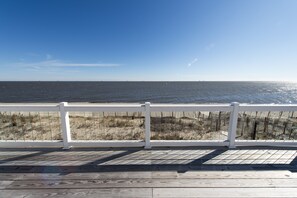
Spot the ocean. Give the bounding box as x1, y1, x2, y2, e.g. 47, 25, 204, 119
0, 81, 297, 104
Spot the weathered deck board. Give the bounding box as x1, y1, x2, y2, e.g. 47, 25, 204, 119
153, 188, 297, 198
0, 147, 297, 197
1, 170, 297, 180
151, 170, 297, 179
0, 181, 13, 189
2, 188, 297, 198
0, 188, 153, 198
6, 178, 297, 189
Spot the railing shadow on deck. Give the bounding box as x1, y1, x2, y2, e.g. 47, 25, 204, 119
0, 147, 297, 174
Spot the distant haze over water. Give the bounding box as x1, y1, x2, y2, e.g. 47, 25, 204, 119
0, 81, 297, 104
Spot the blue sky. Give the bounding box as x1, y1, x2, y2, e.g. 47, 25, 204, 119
0, 0, 296, 81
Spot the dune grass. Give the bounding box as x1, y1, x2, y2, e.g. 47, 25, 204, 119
0, 111, 297, 141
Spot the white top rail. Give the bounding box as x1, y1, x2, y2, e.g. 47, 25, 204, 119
0, 105, 59, 112
239, 104, 297, 112
0, 103, 297, 112
65, 104, 145, 112
150, 104, 232, 112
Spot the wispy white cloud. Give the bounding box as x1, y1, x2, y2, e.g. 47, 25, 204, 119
16, 59, 121, 68
188, 58, 198, 67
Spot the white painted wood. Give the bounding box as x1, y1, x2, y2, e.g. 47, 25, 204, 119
0, 141, 63, 148
65, 104, 145, 112
151, 140, 229, 147
228, 102, 239, 148
1, 140, 296, 148
1, 103, 297, 113
59, 102, 71, 149
68, 140, 145, 147
144, 102, 151, 149
239, 104, 297, 112
235, 140, 297, 147
150, 104, 232, 112
0, 105, 59, 112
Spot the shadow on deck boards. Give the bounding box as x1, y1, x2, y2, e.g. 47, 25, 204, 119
0, 146, 297, 174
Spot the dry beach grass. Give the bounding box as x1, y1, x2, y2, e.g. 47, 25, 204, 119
0, 107, 297, 141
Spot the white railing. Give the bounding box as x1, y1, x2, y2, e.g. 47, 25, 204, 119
0, 102, 297, 149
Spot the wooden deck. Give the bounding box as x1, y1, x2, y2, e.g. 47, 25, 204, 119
0, 147, 297, 197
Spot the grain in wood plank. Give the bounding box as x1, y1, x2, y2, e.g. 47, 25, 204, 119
6, 178, 297, 189
153, 188, 297, 198
0, 188, 152, 198
0, 172, 153, 180
0, 181, 13, 189
151, 171, 297, 179
1, 171, 297, 181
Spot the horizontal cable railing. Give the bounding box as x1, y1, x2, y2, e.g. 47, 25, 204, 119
0, 102, 296, 148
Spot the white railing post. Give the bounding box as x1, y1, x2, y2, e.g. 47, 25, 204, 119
144, 102, 151, 149
59, 102, 71, 149
228, 102, 239, 149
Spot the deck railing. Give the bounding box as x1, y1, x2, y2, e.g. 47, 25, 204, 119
0, 102, 297, 149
